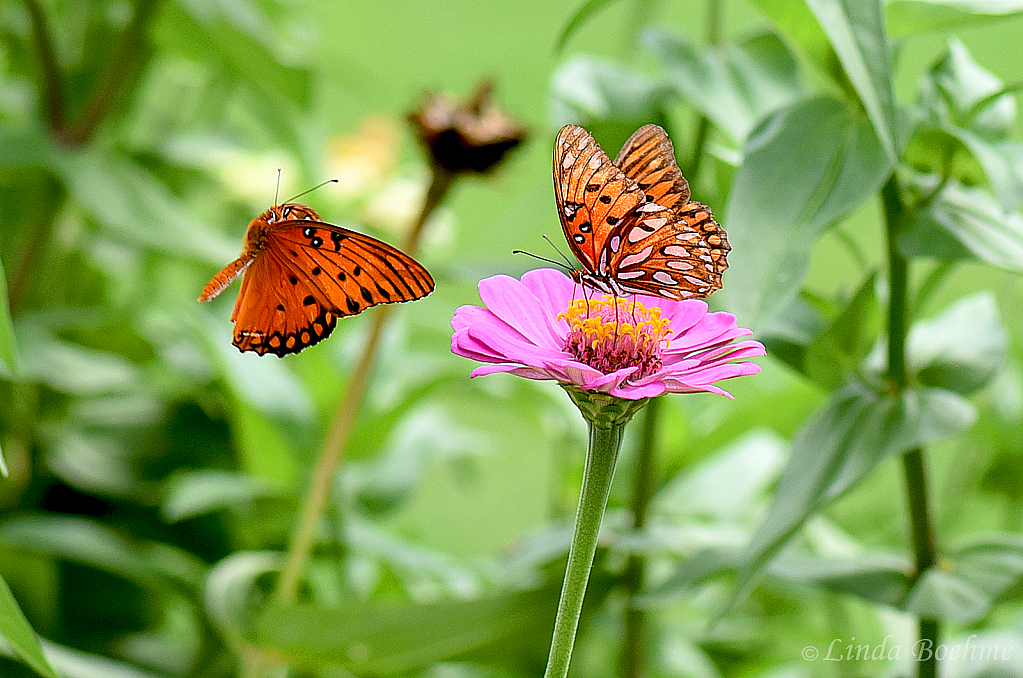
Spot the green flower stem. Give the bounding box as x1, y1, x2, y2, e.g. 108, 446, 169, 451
883, 175, 938, 678
546, 388, 647, 678
622, 396, 660, 678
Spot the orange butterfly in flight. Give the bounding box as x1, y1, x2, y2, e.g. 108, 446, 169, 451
553, 124, 729, 300
200, 202, 434, 356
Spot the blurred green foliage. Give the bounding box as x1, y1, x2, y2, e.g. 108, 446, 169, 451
2, 0, 1023, 677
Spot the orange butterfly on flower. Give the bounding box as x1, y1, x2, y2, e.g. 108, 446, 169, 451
553, 124, 729, 300
199, 196, 434, 356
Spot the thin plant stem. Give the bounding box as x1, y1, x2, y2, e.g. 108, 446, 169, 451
234, 168, 455, 678
688, 0, 722, 181
66, 0, 159, 146
22, 0, 160, 147
276, 167, 454, 604
544, 420, 627, 678
8, 176, 61, 316
882, 174, 938, 678
621, 396, 659, 678
20, 0, 64, 134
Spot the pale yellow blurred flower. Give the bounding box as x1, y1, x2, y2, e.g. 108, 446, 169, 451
324, 117, 400, 199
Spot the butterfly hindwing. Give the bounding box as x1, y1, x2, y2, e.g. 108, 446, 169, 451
614, 124, 691, 212
554, 125, 646, 273
230, 247, 339, 356
608, 201, 727, 299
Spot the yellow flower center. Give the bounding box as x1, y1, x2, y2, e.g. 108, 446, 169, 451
558, 296, 670, 378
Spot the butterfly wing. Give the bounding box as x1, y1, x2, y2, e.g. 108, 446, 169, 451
554, 124, 729, 300
606, 201, 730, 300
229, 246, 340, 355
269, 219, 435, 315
614, 124, 690, 211
226, 218, 434, 356
553, 125, 646, 276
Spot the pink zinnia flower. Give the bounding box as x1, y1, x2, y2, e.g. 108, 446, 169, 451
451, 268, 764, 400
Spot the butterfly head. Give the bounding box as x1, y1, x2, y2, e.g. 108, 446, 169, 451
570, 268, 618, 297
260, 203, 322, 225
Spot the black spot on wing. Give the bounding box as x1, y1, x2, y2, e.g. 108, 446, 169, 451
251, 309, 338, 357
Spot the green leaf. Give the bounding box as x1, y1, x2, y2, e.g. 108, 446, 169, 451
0, 258, 18, 378
0, 127, 56, 170
639, 547, 741, 605
555, 0, 625, 52
36, 640, 171, 678
768, 551, 912, 607
643, 29, 806, 142
804, 0, 898, 160
910, 123, 1023, 212
745, 0, 834, 79
655, 431, 788, 524
15, 321, 140, 396
55, 149, 236, 265
887, 0, 1023, 37
205, 552, 281, 646
161, 0, 311, 107
737, 383, 975, 593
907, 292, 1006, 394
162, 470, 283, 522
0, 515, 205, 590
758, 294, 828, 375
0, 574, 59, 678
951, 130, 1023, 211
906, 535, 1023, 624
723, 97, 893, 332
550, 56, 672, 128
196, 309, 314, 422
918, 39, 1016, 138
253, 587, 560, 674
899, 180, 1023, 272
803, 273, 881, 390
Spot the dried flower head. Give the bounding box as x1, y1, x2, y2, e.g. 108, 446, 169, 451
408, 79, 526, 174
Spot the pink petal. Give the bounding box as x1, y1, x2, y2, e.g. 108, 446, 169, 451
478, 275, 563, 350
670, 311, 745, 349
470, 363, 558, 380
520, 269, 575, 332
609, 381, 667, 399
653, 298, 709, 335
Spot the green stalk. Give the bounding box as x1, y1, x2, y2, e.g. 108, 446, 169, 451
544, 420, 627, 678
621, 396, 659, 678
688, 0, 723, 179
882, 175, 938, 678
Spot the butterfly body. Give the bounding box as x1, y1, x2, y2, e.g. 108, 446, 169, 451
200, 203, 434, 356
554, 124, 729, 300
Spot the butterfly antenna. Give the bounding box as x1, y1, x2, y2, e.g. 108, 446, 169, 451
274, 169, 282, 205
511, 250, 573, 272
541, 234, 577, 269
282, 178, 340, 205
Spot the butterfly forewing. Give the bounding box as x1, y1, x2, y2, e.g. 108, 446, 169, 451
554, 125, 646, 273
614, 124, 691, 211
271, 220, 435, 315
